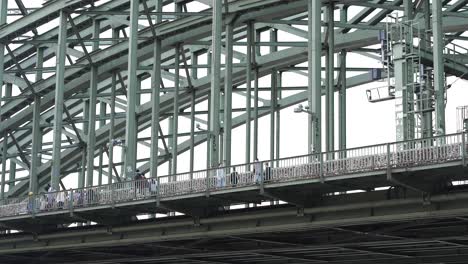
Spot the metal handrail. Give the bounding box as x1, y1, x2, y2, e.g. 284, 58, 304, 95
0, 132, 466, 219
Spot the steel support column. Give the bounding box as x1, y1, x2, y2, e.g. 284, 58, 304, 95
206, 102, 211, 169
150, 0, 163, 179
0, 0, 6, 108
29, 47, 44, 194
432, 0, 446, 136
5, 84, 14, 190
421, 0, 433, 138
0, 0, 7, 198
220, 93, 224, 163
326, 3, 335, 154
393, 43, 408, 142
209, 0, 222, 168
246, 21, 254, 163
224, 22, 233, 167
168, 116, 173, 175
270, 29, 278, 163
253, 34, 259, 161
109, 71, 117, 183
206, 50, 212, 170
276, 71, 282, 166
108, 28, 119, 184
50, 10, 68, 190
98, 102, 105, 185
92, 19, 105, 186
86, 18, 100, 186
308, 0, 322, 154
339, 6, 347, 152
124, 0, 140, 179
1, 132, 6, 199
171, 45, 180, 174
189, 51, 197, 172
79, 103, 88, 188
404, 0, 413, 20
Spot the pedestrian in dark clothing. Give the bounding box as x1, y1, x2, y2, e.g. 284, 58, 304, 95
134, 169, 142, 181
230, 167, 239, 186
264, 162, 272, 181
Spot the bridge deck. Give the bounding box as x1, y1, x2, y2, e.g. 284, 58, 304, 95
0, 133, 466, 232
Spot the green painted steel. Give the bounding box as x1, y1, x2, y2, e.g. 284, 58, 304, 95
29, 47, 44, 194
172, 45, 180, 174
0, 0, 467, 211
150, 0, 163, 179
432, 0, 447, 137
246, 21, 254, 164
224, 22, 234, 167
50, 10, 68, 190
209, 0, 222, 168
308, 0, 322, 154
339, 5, 347, 152
326, 3, 335, 154
123, 0, 140, 180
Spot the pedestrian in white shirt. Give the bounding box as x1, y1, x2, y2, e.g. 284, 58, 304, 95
253, 158, 262, 183
217, 162, 226, 188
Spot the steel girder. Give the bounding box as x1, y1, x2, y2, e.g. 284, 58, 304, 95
3, 188, 468, 262
1, 0, 468, 198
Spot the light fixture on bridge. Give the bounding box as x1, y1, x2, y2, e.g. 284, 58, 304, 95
293, 104, 314, 116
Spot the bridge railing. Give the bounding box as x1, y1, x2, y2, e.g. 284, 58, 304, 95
0, 133, 466, 218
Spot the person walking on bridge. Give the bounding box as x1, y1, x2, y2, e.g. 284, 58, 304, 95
253, 158, 262, 184
216, 162, 226, 188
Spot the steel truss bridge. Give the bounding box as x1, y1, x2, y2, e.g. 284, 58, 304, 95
0, 0, 468, 263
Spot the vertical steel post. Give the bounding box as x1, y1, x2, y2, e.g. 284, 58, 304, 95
404, 0, 413, 20
79, 99, 88, 188
276, 71, 282, 167
0, 0, 6, 106
150, 0, 163, 179
270, 70, 277, 163
326, 3, 335, 154
206, 96, 211, 170
190, 51, 197, 172
172, 44, 180, 175
0, 1, 6, 196
246, 22, 253, 164
109, 71, 116, 183
339, 5, 347, 153
50, 10, 68, 190
220, 94, 224, 163
98, 103, 105, 185
94, 20, 105, 185
432, 0, 446, 137
308, 0, 322, 154
1, 133, 7, 199
108, 28, 119, 184
30, 47, 45, 194
224, 23, 233, 167
8, 159, 15, 190
168, 116, 173, 175
209, 0, 222, 168
421, 0, 433, 138
394, 43, 408, 142
124, 0, 140, 179
462, 132, 466, 167
270, 29, 278, 163
253, 30, 259, 161
86, 18, 100, 187
206, 50, 212, 169
5, 84, 14, 189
